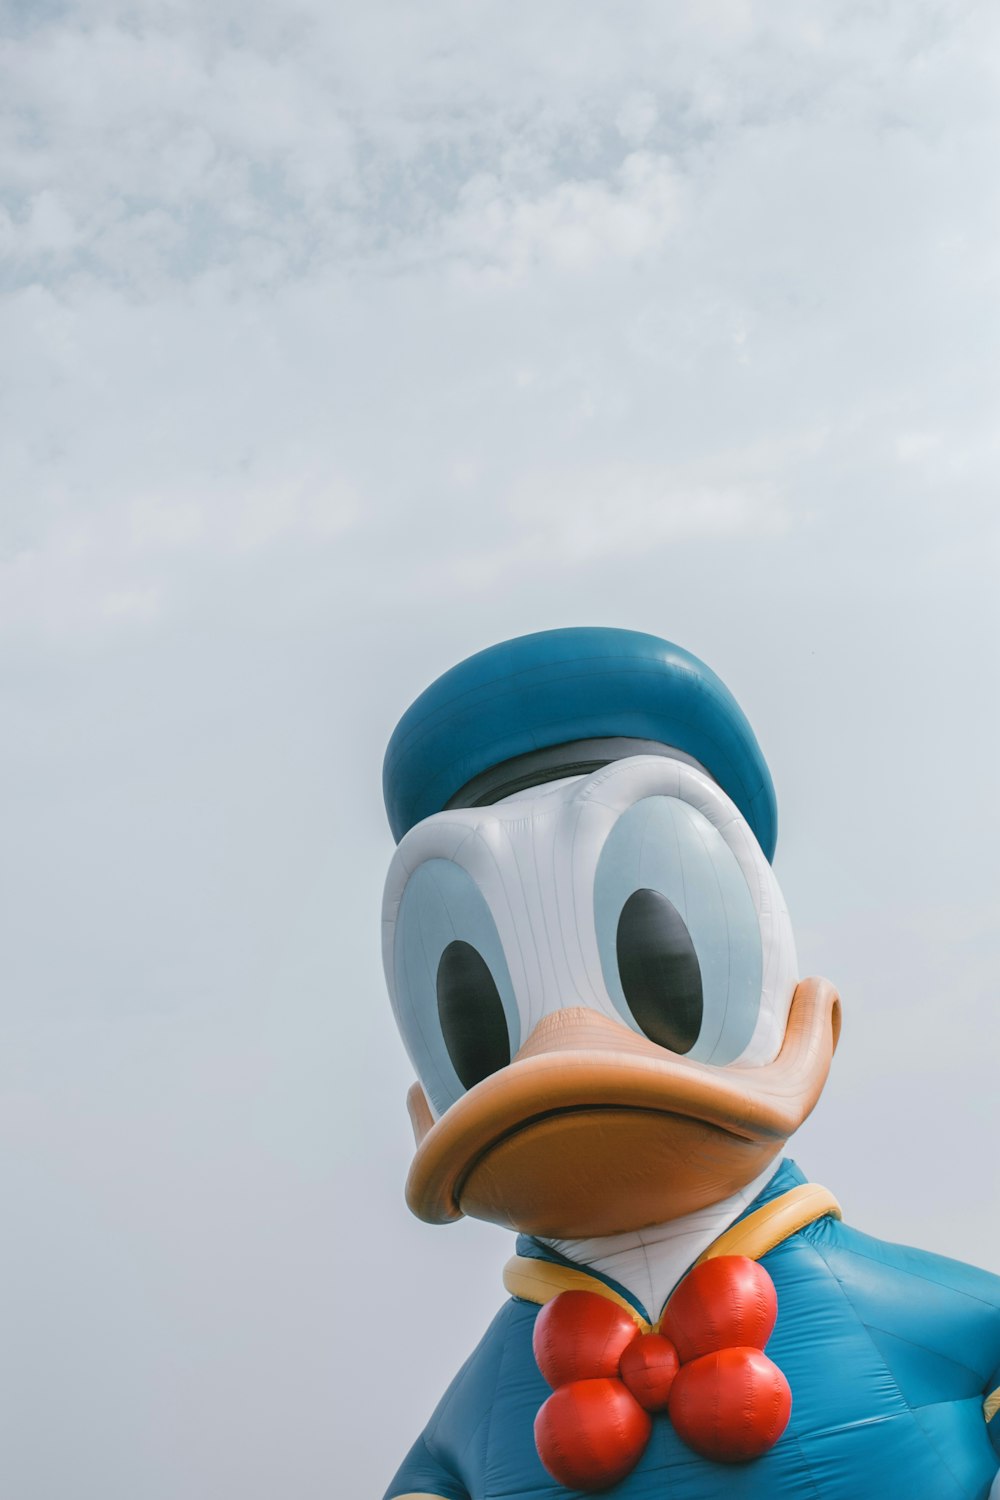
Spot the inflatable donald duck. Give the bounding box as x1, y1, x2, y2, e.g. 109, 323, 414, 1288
379, 627, 1000, 1500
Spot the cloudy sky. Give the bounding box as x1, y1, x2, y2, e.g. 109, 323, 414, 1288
2, 2, 998, 1495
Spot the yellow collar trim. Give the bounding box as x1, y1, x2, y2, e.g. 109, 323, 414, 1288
502, 1255, 653, 1333
502, 1182, 842, 1330
692, 1182, 841, 1266
984, 1387, 1000, 1425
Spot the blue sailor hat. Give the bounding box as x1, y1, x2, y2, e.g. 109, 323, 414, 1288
383, 626, 778, 861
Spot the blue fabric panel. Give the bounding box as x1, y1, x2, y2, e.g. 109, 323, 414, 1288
911, 1398, 999, 1499
383, 628, 778, 860
794, 1411, 970, 1500
868, 1327, 988, 1407
383, 1302, 515, 1499
808, 1217, 1000, 1384
762, 1231, 910, 1437
385, 1430, 469, 1499
481, 1300, 558, 1497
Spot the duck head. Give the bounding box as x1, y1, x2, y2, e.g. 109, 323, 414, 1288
381, 629, 841, 1240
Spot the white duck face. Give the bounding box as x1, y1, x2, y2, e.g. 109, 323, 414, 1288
382, 755, 840, 1239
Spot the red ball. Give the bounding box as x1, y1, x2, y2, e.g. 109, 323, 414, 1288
533, 1291, 641, 1388
534, 1378, 652, 1492
668, 1347, 791, 1463
660, 1255, 778, 1363
619, 1332, 680, 1412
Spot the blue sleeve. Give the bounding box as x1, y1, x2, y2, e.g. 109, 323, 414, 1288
383, 1430, 470, 1500
382, 1300, 523, 1500
809, 1216, 1000, 1397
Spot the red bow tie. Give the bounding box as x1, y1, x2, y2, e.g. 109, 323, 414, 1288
532, 1255, 791, 1492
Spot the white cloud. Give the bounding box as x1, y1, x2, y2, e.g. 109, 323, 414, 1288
616, 91, 659, 147
443, 151, 681, 277
21, 188, 80, 253
0, 466, 359, 636
100, 584, 162, 620
501, 459, 789, 567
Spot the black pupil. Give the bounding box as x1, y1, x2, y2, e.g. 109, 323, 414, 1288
616, 888, 703, 1053
436, 940, 511, 1090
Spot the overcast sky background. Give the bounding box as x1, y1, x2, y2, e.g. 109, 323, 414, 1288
1, 2, 998, 1496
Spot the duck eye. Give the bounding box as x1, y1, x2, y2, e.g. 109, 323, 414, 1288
595, 795, 766, 1065
437, 940, 512, 1090
615, 888, 703, 1054
390, 858, 520, 1116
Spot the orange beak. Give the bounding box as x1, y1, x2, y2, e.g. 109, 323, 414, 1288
404, 977, 842, 1238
